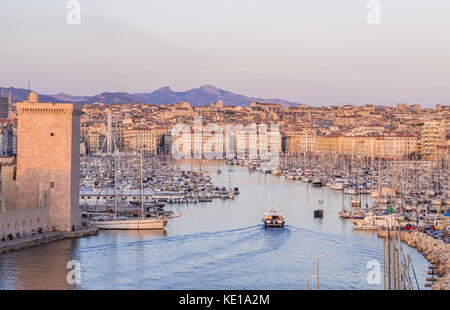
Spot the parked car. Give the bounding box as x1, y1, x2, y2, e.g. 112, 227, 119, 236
432, 231, 442, 240
424, 225, 435, 231
405, 224, 416, 231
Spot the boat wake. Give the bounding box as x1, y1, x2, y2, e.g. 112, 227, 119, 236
285, 224, 346, 241
80, 224, 262, 253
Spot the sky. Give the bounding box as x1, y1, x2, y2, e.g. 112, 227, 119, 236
0, 0, 449, 107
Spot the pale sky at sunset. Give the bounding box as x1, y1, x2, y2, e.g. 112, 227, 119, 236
0, 0, 449, 107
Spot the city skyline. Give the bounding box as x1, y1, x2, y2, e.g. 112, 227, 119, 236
0, 83, 448, 109
1, 0, 449, 107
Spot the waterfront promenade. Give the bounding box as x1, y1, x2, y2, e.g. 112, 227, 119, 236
0, 228, 98, 254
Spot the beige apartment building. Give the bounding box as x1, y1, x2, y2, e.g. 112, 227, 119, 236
285, 129, 316, 155
316, 135, 339, 154
88, 132, 104, 154
422, 120, 447, 159
285, 130, 418, 159
123, 128, 166, 155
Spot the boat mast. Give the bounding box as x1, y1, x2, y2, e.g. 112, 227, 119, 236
114, 152, 118, 219
140, 150, 145, 220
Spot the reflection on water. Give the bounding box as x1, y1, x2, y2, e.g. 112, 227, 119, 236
0, 163, 430, 290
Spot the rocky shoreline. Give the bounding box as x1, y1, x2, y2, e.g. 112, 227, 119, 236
400, 231, 450, 290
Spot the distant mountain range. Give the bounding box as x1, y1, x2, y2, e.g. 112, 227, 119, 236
0, 85, 299, 107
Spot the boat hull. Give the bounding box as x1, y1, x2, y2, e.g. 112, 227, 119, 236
264, 222, 285, 228
353, 226, 379, 231
90, 218, 168, 230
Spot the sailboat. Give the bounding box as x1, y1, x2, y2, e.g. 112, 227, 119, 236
90, 151, 168, 230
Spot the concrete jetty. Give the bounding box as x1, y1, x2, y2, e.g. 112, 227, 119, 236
399, 231, 450, 290
0, 227, 98, 255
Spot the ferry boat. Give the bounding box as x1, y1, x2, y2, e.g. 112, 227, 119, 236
262, 208, 285, 228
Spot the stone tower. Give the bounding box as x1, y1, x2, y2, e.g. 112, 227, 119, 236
16, 91, 81, 231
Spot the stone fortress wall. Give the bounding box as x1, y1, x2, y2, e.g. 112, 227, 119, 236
0, 92, 81, 238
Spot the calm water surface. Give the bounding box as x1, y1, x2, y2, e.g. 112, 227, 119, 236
0, 162, 429, 289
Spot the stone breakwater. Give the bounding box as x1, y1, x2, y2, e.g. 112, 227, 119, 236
0, 228, 98, 255
400, 231, 450, 290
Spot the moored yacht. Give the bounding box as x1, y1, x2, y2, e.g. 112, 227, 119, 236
89, 151, 169, 231
311, 178, 322, 187
90, 215, 168, 230
353, 223, 379, 230
330, 179, 344, 191
344, 187, 358, 195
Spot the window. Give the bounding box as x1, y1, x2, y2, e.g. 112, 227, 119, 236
50, 133, 54, 136
50, 182, 55, 188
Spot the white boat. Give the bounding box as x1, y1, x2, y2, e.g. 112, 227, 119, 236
352, 214, 399, 229
262, 208, 285, 228
311, 178, 322, 187
301, 176, 311, 183
353, 223, 379, 231
344, 187, 357, 195
330, 179, 344, 191
90, 217, 168, 230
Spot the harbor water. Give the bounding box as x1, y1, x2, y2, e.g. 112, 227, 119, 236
0, 162, 430, 290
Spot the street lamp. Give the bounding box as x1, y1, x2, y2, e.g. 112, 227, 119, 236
312, 254, 328, 290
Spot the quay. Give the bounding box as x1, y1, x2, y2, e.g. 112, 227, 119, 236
0, 227, 98, 255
